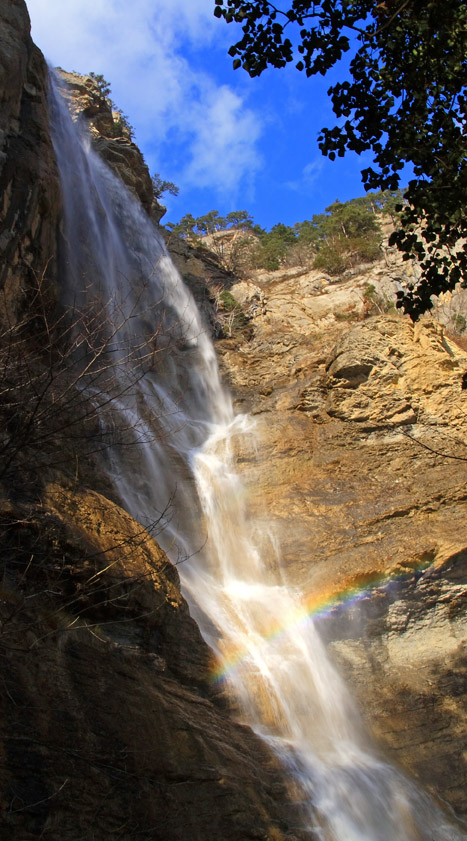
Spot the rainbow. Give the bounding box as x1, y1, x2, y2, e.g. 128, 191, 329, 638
210, 559, 434, 684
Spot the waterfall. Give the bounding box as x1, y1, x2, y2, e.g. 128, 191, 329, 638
48, 73, 464, 841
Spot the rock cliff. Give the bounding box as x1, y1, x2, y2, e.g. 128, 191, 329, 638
0, 0, 466, 835
202, 259, 467, 821
56, 46, 467, 828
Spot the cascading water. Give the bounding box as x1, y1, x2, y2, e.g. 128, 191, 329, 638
49, 73, 465, 841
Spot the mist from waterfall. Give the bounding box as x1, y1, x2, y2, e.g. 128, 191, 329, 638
48, 72, 465, 841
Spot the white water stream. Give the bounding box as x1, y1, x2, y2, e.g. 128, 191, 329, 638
49, 74, 465, 841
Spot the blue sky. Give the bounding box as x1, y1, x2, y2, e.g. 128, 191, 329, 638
26, 0, 372, 230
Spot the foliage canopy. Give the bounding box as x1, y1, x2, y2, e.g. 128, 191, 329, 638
167, 209, 253, 238
214, 0, 467, 318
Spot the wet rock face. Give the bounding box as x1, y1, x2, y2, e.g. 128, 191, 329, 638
322, 546, 467, 819
0, 0, 60, 323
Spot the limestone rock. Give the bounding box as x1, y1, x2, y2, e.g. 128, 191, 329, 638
217, 280, 467, 820
322, 544, 467, 818
228, 279, 267, 319
325, 317, 467, 428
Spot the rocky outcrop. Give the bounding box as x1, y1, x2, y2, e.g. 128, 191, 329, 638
55, 69, 160, 219
325, 317, 466, 428
0, 0, 60, 322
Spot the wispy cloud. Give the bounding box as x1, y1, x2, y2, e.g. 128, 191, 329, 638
26, 0, 263, 197
302, 159, 325, 186
286, 157, 325, 192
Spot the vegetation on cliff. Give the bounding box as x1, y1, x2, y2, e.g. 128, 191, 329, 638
167, 190, 401, 275
214, 0, 467, 319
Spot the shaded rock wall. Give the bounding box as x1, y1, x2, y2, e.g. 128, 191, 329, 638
0, 487, 305, 841
0, 0, 60, 322
165, 230, 240, 335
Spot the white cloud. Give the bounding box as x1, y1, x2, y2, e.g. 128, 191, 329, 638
184, 85, 262, 194
25, 0, 262, 197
